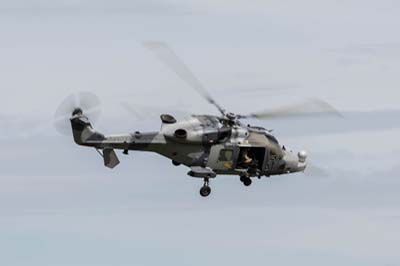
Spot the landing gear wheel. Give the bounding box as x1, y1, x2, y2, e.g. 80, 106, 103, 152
200, 177, 211, 197
200, 185, 211, 197
172, 160, 181, 166
243, 178, 252, 187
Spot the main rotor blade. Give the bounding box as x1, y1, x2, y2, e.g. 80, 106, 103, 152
239, 98, 342, 120
120, 101, 191, 120
304, 163, 330, 178
143, 41, 225, 115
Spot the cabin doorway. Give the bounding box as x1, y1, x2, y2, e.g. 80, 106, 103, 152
236, 147, 266, 173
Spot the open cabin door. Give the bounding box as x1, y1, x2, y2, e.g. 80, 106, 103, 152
206, 145, 267, 174
235, 146, 267, 172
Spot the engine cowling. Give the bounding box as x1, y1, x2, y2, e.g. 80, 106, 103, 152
161, 116, 231, 144
174, 129, 187, 139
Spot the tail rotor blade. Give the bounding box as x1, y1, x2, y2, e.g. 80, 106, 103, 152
54, 91, 101, 136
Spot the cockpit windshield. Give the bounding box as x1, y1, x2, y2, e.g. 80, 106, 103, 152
265, 133, 279, 145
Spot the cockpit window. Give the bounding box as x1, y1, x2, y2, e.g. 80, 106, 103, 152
265, 134, 279, 145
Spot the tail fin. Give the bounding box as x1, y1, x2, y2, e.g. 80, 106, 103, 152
70, 110, 105, 146
70, 112, 119, 169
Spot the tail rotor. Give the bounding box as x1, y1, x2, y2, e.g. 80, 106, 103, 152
54, 92, 101, 136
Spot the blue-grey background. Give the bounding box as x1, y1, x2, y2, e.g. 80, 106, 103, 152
1, 1, 400, 265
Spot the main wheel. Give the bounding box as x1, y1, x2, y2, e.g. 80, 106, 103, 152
172, 160, 181, 166
200, 186, 211, 197
243, 178, 252, 187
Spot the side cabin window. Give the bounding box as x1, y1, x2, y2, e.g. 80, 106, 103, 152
218, 149, 233, 162
269, 149, 283, 161
270, 150, 278, 159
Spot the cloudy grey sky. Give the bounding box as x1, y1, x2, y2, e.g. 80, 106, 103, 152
1, 0, 400, 265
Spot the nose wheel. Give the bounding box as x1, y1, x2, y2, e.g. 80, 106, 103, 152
240, 175, 252, 186
199, 178, 211, 197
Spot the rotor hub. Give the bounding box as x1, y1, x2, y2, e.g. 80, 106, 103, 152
226, 112, 237, 121
72, 107, 83, 116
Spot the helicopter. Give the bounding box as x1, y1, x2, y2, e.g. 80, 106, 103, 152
55, 42, 340, 197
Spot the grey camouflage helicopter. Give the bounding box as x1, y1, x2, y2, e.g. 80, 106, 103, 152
55, 42, 339, 197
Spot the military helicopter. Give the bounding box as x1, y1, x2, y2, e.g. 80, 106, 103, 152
55, 42, 340, 197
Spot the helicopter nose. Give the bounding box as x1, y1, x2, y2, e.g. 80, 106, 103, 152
296, 150, 307, 171
283, 149, 307, 173
298, 150, 307, 163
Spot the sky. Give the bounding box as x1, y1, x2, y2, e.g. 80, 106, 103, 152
1, 0, 400, 265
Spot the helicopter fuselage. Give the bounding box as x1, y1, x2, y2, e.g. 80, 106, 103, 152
71, 113, 307, 178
